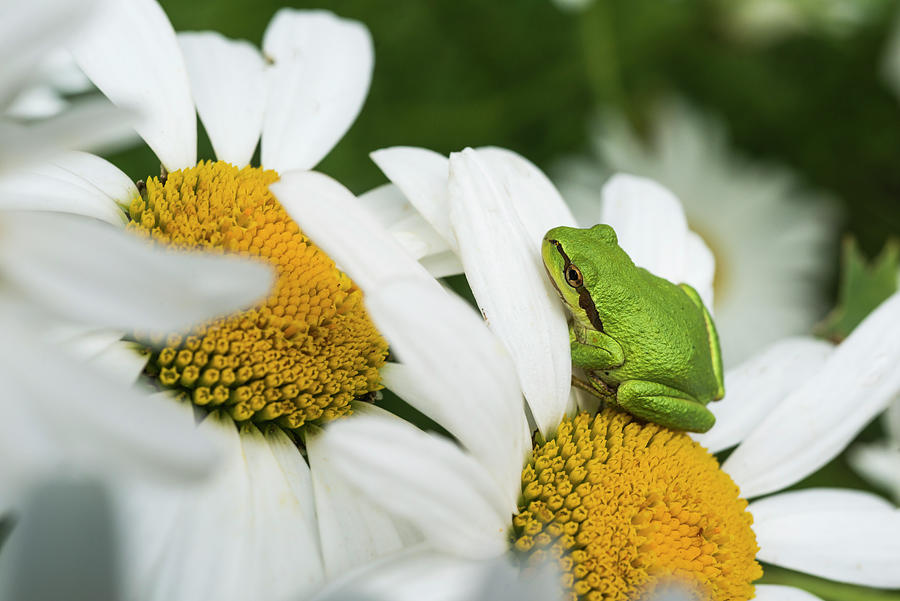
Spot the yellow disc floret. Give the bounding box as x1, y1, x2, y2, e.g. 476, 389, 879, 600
127, 160, 388, 431
512, 409, 761, 601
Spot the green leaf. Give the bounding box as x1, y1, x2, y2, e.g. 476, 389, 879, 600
815, 237, 899, 343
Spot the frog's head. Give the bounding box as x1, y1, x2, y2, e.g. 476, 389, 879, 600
541, 224, 623, 330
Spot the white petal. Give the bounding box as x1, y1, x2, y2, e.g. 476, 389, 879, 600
692, 337, 833, 453
0, 211, 274, 332
0, 0, 96, 110
885, 395, 900, 442
724, 292, 900, 497
306, 423, 407, 580
370, 147, 456, 250
358, 183, 453, 260
847, 443, 900, 501
0, 151, 134, 225
6, 85, 68, 119
750, 488, 900, 587
369, 280, 529, 511
261, 10, 372, 172
316, 414, 510, 559
684, 231, 716, 310
178, 32, 265, 167
421, 250, 465, 278
70, 0, 196, 170
88, 340, 149, 386
271, 170, 436, 292
237, 423, 325, 599
448, 148, 571, 436
600, 174, 691, 285
754, 585, 826, 601
473, 146, 577, 241
0, 318, 219, 496
0, 100, 135, 173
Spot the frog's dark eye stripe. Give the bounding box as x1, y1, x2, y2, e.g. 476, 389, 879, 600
549, 239, 604, 332
565, 265, 583, 288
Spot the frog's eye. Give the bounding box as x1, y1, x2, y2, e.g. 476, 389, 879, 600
565, 264, 583, 287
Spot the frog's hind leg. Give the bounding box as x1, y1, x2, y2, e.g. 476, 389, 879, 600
614, 380, 716, 433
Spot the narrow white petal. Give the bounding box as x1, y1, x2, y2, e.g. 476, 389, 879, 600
724, 292, 900, 497
271, 170, 436, 292
692, 337, 833, 453
0, 211, 274, 332
6, 85, 68, 119
750, 489, 900, 587
369, 280, 529, 510
88, 340, 149, 386
306, 424, 407, 579
0, 151, 134, 225
261, 9, 372, 171
370, 147, 456, 250
178, 32, 265, 167
237, 424, 325, 600
754, 585, 826, 601
316, 414, 510, 559
847, 444, 900, 501
448, 148, 571, 436
70, 0, 196, 170
600, 174, 690, 285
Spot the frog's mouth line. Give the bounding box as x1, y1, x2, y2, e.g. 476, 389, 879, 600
547, 239, 605, 333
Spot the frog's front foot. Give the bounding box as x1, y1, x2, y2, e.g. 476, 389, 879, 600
614, 380, 715, 433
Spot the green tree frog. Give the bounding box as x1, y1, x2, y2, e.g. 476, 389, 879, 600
542, 224, 724, 433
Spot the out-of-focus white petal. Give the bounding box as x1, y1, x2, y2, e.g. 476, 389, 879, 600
314, 549, 558, 601
448, 148, 571, 436
724, 293, 900, 498
421, 251, 464, 278
370, 147, 456, 250
684, 231, 716, 310
358, 183, 453, 260
0, 0, 96, 110
692, 337, 833, 453
271, 170, 436, 292
0, 211, 273, 332
261, 9, 372, 172
70, 0, 196, 170
88, 340, 148, 386
886, 396, 900, 442
0, 318, 219, 497
370, 280, 529, 510
316, 414, 510, 559
0, 100, 134, 173
847, 444, 900, 501
6, 85, 67, 119
0, 151, 134, 225
750, 488, 900, 588
178, 32, 265, 168
600, 174, 695, 288
306, 417, 408, 579
754, 585, 826, 601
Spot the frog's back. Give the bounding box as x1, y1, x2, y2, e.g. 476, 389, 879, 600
596, 267, 720, 403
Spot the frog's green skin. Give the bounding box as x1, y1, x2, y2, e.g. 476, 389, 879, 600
542, 224, 724, 433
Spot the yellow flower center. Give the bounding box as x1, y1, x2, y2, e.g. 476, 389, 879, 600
512, 409, 761, 601
127, 160, 388, 431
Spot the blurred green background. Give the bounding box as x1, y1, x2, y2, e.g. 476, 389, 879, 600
107, 2, 900, 599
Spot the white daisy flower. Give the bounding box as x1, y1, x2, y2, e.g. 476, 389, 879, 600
272, 154, 900, 600
1, 0, 443, 597
555, 102, 837, 367
0, 0, 274, 508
